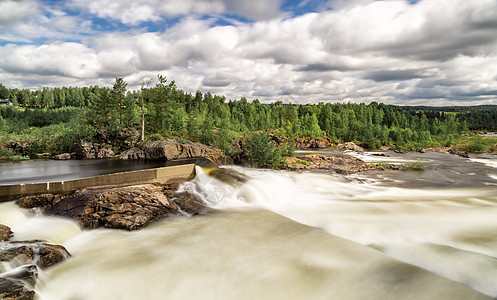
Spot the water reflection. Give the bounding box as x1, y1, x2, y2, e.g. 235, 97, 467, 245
0, 158, 211, 185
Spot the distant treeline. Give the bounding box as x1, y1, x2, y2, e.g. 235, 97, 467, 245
0, 77, 480, 159
402, 105, 497, 131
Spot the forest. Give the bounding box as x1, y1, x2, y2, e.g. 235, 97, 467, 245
1, 78, 496, 166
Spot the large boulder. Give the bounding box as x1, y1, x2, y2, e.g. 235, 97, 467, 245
43, 184, 205, 230
53, 153, 71, 160
120, 138, 232, 165
293, 137, 332, 149
336, 142, 364, 152
284, 154, 368, 173
74, 141, 115, 159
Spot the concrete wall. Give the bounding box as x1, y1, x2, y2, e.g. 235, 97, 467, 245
0, 164, 196, 202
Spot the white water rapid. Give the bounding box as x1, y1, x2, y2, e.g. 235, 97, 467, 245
1, 152, 496, 299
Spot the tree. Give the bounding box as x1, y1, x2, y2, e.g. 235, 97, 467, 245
112, 78, 127, 125
0, 84, 9, 100
244, 132, 276, 167
139, 78, 151, 141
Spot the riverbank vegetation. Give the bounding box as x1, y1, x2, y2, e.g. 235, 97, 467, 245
1, 77, 497, 166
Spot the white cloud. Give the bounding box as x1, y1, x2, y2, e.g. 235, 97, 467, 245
0, 42, 100, 78
68, 0, 282, 25
0, 0, 39, 26
1, 0, 497, 105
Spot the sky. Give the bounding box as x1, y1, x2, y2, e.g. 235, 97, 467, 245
0, 0, 497, 106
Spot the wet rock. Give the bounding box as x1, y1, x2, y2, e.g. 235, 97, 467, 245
46, 184, 183, 230
16, 194, 59, 210
0, 238, 69, 300
336, 142, 364, 152
172, 192, 207, 215
208, 168, 248, 187
0, 241, 70, 269
283, 154, 368, 173
53, 153, 71, 160
120, 138, 232, 165
448, 149, 471, 158
0, 277, 36, 300
0, 225, 12, 241
0, 265, 38, 288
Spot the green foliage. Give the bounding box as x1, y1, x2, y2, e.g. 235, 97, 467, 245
400, 162, 426, 170
0, 147, 29, 162
463, 135, 493, 153
242, 132, 282, 168
0, 83, 10, 99
6, 75, 494, 162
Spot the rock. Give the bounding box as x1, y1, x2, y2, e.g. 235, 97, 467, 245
74, 141, 115, 159
16, 194, 59, 210
0, 241, 70, 269
120, 138, 232, 165
0, 239, 69, 300
0, 224, 12, 241
46, 184, 184, 230
283, 154, 368, 173
172, 192, 208, 215
291, 137, 332, 149
208, 168, 248, 187
95, 147, 115, 158
336, 142, 364, 152
0, 264, 38, 288
4, 141, 33, 156
74, 140, 95, 159
0, 277, 36, 300
448, 149, 471, 158
35, 153, 51, 158
53, 153, 71, 160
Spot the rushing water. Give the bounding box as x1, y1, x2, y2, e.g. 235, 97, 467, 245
1, 151, 497, 299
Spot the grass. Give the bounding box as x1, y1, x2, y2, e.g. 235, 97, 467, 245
399, 161, 426, 170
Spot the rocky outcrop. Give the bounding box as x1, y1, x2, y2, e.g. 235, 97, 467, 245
420, 147, 470, 158
18, 183, 207, 231
2, 140, 33, 156
336, 142, 364, 152
284, 154, 369, 173
292, 137, 333, 149
53, 153, 72, 160
0, 227, 70, 300
268, 135, 332, 149
74, 141, 115, 159
120, 138, 232, 165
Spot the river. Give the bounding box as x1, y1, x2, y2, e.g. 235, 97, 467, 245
1, 151, 497, 299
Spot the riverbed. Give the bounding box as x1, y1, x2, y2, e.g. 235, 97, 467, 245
1, 151, 497, 299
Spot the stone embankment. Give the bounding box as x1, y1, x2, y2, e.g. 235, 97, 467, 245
0, 225, 69, 300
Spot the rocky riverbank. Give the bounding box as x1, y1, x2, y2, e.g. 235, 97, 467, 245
0, 225, 70, 300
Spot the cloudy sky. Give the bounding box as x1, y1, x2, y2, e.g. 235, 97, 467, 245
1, 0, 496, 105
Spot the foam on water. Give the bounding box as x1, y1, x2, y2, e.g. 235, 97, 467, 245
181, 166, 497, 297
